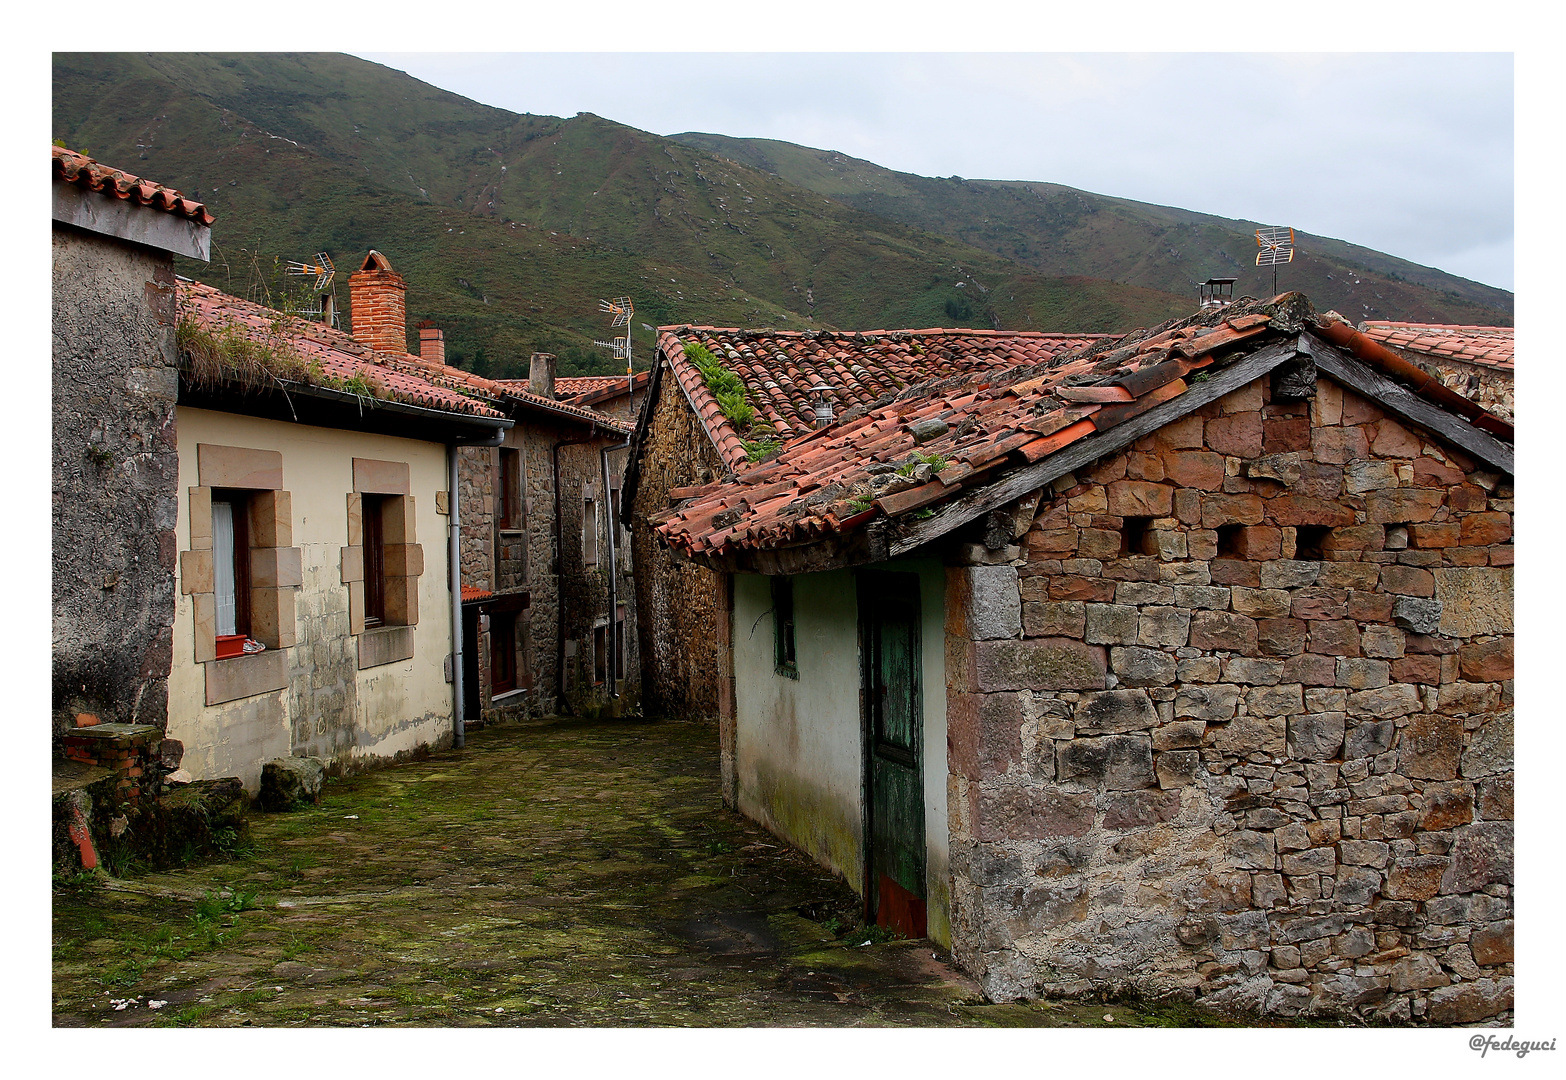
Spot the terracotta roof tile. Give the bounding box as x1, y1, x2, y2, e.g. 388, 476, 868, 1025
53, 145, 214, 226
653, 302, 1305, 563
658, 325, 1116, 472
1357, 321, 1513, 372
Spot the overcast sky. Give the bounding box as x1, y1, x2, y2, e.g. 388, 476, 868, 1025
357, 52, 1514, 291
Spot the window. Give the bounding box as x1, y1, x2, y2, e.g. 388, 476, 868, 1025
583, 491, 600, 566
498, 447, 523, 530
211, 490, 252, 639
362, 493, 386, 628
772, 576, 798, 678
593, 624, 608, 685
491, 610, 517, 694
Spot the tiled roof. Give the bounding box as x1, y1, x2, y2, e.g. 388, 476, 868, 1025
653, 311, 1273, 563
53, 145, 214, 226
658, 327, 1116, 472
460, 585, 493, 603
178, 279, 631, 434
1357, 322, 1513, 372
496, 372, 648, 407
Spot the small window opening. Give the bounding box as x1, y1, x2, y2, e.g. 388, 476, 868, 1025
1216, 524, 1246, 558
593, 624, 607, 685
1295, 525, 1334, 560
212, 491, 252, 638
583, 496, 599, 566
615, 604, 627, 682
363, 493, 386, 627
1120, 516, 1153, 557
491, 610, 517, 694
499, 448, 523, 530
772, 576, 798, 678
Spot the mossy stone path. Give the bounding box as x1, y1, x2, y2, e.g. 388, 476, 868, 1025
53, 717, 1233, 1027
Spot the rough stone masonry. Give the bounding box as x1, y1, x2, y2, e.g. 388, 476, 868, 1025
944, 373, 1513, 1023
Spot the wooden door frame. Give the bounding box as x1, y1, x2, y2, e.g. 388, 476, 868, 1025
855, 568, 925, 928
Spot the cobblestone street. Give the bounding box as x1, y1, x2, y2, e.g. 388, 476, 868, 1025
54, 717, 1221, 1028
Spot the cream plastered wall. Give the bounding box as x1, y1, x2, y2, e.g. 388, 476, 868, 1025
169, 407, 454, 790
732, 560, 949, 947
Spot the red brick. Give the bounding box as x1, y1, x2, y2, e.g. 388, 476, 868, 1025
1204, 413, 1263, 458
1459, 638, 1513, 682
1267, 495, 1357, 528
1459, 513, 1511, 546
1263, 417, 1312, 453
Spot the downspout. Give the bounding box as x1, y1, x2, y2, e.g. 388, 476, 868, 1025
447, 443, 465, 749
553, 428, 599, 710
600, 436, 632, 697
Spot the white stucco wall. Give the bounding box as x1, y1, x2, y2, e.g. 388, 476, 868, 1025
732, 560, 949, 947
168, 407, 454, 790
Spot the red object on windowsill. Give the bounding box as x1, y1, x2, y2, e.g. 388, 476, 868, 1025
215, 634, 247, 659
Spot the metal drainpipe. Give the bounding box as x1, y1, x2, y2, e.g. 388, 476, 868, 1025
447, 443, 465, 749
553, 429, 599, 710
600, 436, 632, 698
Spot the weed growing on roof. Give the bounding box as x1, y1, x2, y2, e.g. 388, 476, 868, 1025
899, 449, 949, 475
177, 313, 388, 402
742, 437, 782, 463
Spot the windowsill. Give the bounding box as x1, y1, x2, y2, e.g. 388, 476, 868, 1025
490, 688, 528, 705
358, 624, 415, 670
204, 649, 288, 706
776, 662, 799, 680
498, 527, 526, 536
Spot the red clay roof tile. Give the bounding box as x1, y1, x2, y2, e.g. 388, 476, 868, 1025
53, 145, 214, 226
1357, 321, 1513, 372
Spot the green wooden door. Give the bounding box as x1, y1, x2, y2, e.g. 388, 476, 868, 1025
859, 571, 927, 939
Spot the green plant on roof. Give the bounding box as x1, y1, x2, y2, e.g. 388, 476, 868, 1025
178, 312, 387, 402
742, 437, 782, 463
898, 449, 950, 476
686, 339, 766, 435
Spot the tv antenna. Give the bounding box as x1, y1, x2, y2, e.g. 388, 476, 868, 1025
595, 296, 635, 399
1255, 227, 1295, 296
285, 252, 339, 327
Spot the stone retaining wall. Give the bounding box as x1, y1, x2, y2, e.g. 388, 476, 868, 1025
945, 373, 1513, 1023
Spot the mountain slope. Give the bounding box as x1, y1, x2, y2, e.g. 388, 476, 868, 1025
53, 53, 1193, 379
670, 133, 1512, 327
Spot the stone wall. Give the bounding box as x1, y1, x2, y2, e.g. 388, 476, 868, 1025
1389, 350, 1512, 425
628, 362, 727, 723
945, 373, 1513, 1023
51, 227, 181, 738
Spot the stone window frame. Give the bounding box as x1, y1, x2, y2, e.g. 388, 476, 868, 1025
342, 457, 424, 670
179, 444, 299, 706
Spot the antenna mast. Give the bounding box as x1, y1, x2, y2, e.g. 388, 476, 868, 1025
595, 296, 635, 400
285, 252, 339, 328
1255, 227, 1295, 297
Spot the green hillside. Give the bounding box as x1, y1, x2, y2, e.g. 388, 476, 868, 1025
671, 133, 1513, 327
53, 53, 1192, 379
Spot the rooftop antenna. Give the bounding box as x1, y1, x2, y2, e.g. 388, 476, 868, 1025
1255, 227, 1295, 297
286, 252, 339, 328
1199, 277, 1236, 311
595, 296, 634, 399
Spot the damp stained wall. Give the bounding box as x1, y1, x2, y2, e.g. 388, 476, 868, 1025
731, 560, 950, 948
168, 407, 454, 790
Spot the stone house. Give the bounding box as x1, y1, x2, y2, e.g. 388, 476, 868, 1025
647, 293, 1514, 1023
621, 326, 1111, 724
1355, 320, 1513, 423
52, 145, 212, 742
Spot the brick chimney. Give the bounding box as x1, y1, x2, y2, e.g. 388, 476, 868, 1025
529, 352, 557, 400
349, 250, 407, 354
417, 321, 445, 365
